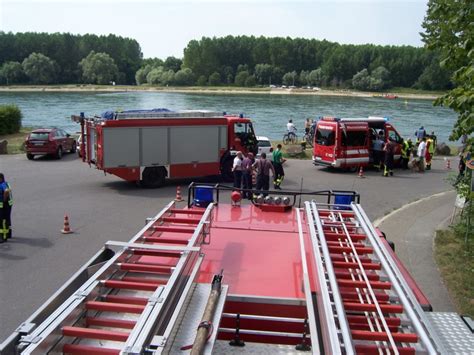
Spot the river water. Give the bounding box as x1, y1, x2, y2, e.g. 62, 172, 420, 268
0, 91, 458, 143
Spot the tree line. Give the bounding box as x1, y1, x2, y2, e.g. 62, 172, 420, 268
0, 32, 142, 85
0, 32, 452, 91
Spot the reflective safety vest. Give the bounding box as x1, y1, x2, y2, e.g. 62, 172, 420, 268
427, 138, 435, 155
0, 182, 13, 208
401, 141, 410, 158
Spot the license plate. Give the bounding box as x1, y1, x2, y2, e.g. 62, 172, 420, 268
34, 142, 44, 146
315, 156, 322, 160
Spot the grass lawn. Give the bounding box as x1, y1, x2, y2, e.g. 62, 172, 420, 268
0, 127, 32, 154
434, 228, 474, 317
271, 140, 312, 160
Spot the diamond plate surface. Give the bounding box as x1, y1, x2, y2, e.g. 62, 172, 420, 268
426, 312, 474, 354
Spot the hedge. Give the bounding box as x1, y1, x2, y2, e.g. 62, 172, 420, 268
0, 104, 22, 135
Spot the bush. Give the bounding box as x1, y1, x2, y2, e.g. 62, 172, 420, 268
0, 105, 22, 135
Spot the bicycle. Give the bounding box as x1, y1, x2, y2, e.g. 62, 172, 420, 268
283, 132, 298, 145
302, 131, 314, 147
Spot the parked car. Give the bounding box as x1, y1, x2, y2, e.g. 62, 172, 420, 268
25, 128, 76, 160
76, 133, 82, 157
257, 136, 273, 158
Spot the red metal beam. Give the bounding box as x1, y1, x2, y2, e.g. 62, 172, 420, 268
103, 279, 158, 291
343, 302, 404, 313
335, 270, 380, 281
333, 261, 381, 270
119, 262, 172, 274
85, 317, 136, 329
120, 276, 167, 285
153, 226, 195, 234
169, 208, 204, 215
355, 344, 415, 355
85, 301, 145, 314
328, 245, 373, 254
162, 217, 201, 224
63, 344, 120, 355
351, 329, 418, 343
325, 233, 367, 241
143, 237, 189, 245
337, 279, 392, 290
341, 291, 390, 302
132, 249, 181, 258
62, 326, 129, 342
347, 315, 401, 327
103, 295, 148, 305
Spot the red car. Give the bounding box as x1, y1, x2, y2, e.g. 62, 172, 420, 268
25, 128, 76, 160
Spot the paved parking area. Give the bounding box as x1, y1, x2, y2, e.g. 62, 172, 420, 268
0, 153, 454, 340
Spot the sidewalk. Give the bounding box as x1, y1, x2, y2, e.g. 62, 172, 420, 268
375, 190, 457, 312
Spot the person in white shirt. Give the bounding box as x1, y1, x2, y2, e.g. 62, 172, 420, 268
232, 151, 243, 188
417, 137, 427, 172
286, 119, 297, 140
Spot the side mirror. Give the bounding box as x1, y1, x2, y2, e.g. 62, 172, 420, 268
66, 133, 71, 137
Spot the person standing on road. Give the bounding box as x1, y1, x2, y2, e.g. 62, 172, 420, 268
417, 137, 427, 172
241, 152, 254, 199
400, 138, 412, 170
0, 173, 13, 242
232, 151, 243, 189
415, 126, 426, 143
253, 153, 275, 196
383, 138, 396, 177
272, 144, 286, 189
425, 135, 435, 170
372, 134, 385, 171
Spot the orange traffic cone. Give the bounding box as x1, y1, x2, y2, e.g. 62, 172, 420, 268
445, 159, 451, 170
61, 214, 73, 234
358, 166, 365, 178
175, 186, 184, 202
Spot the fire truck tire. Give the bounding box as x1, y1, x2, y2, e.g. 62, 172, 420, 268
221, 158, 233, 182
70, 142, 77, 153
142, 167, 166, 188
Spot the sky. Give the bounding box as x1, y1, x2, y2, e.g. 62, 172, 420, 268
0, 0, 429, 59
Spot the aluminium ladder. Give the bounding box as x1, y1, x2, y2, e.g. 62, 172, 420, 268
305, 200, 444, 354
16, 201, 214, 355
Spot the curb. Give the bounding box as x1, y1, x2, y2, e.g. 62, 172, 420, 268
373, 190, 454, 227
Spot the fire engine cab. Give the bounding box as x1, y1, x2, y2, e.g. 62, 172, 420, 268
72, 109, 258, 187
313, 117, 403, 169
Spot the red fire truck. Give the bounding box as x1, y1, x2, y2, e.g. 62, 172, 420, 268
72, 109, 258, 187
313, 117, 403, 169
2, 185, 472, 354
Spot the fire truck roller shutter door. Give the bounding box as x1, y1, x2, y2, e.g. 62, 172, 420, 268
141, 127, 169, 166
102, 128, 140, 168
170, 126, 224, 164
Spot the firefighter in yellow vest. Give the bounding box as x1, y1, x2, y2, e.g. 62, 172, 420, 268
0, 173, 13, 242
425, 136, 435, 170
400, 138, 411, 170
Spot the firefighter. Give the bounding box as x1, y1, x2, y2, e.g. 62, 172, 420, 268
400, 138, 412, 170
383, 138, 396, 177
372, 134, 385, 171
425, 136, 435, 170
0, 173, 13, 242
253, 153, 275, 196
272, 144, 286, 190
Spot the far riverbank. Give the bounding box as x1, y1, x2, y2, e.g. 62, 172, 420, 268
0, 85, 442, 100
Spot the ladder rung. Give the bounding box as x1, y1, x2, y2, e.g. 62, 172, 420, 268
333, 261, 381, 270
337, 279, 392, 290
350, 323, 400, 332
169, 208, 204, 215
153, 226, 195, 233
132, 249, 182, 258
328, 245, 373, 254
351, 329, 418, 343
344, 302, 404, 313
162, 217, 201, 224
103, 295, 148, 305
347, 315, 401, 327
355, 344, 415, 355
330, 254, 373, 263
85, 317, 137, 329
325, 233, 366, 241
144, 236, 189, 245
103, 279, 158, 291
63, 344, 120, 354
341, 291, 389, 302
86, 301, 145, 314
119, 262, 173, 274
62, 326, 129, 342
318, 211, 354, 218
120, 276, 167, 285
335, 270, 380, 281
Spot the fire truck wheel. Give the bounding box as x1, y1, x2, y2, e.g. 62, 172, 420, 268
221, 158, 233, 182
142, 167, 166, 188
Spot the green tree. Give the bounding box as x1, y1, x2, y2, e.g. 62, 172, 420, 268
352, 68, 370, 90
135, 64, 154, 85
282, 71, 298, 86
146, 67, 164, 85
415, 59, 452, 90
22, 52, 57, 84
245, 75, 256, 87
422, 0, 473, 139
174, 68, 195, 86
208, 72, 221, 86
0, 61, 24, 84
196, 75, 207, 86
234, 71, 249, 86
308, 68, 325, 86
0, 104, 22, 135
164, 56, 182, 72
254, 63, 273, 85
299, 70, 310, 86
79, 51, 119, 84
369, 66, 391, 91
161, 70, 175, 86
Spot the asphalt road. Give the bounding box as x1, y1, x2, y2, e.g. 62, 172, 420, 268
0, 152, 454, 341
